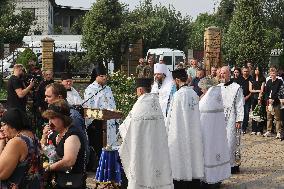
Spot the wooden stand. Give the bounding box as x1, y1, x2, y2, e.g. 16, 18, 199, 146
84, 108, 123, 147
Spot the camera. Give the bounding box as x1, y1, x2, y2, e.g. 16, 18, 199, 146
25, 73, 43, 88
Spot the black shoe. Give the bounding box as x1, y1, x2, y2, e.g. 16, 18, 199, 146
231, 166, 240, 174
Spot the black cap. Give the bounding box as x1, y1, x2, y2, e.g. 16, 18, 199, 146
90, 63, 107, 82
61, 73, 72, 81
136, 78, 153, 88
172, 69, 187, 79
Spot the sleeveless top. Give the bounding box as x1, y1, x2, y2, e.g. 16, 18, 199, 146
0, 134, 43, 189
55, 125, 86, 174
252, 77, 265, 100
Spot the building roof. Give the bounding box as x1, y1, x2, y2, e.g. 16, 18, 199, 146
55, 0, 91, 11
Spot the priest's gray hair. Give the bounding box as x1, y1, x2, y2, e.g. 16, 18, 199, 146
198, 76, 219, 91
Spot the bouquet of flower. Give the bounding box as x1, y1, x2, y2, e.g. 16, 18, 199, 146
249, 104, 265, 122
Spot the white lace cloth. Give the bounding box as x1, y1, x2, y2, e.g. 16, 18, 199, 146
166, 86, 204, 181
199, 86, 231, 183
219, 82, 244, 167
119, 93, 173, 189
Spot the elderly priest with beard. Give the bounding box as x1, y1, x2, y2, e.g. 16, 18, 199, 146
151, 63, 176, 119
219, 66, 244, 174
166, 69, 204, 189
119, 78, 173, 189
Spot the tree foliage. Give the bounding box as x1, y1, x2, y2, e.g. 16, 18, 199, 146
70, 15, 84, 35
263, 0, 284, 37
0, 0, 35, 43
16, 48, 37, 69
187, 13, 217, 50
128, 0, 191, 53
215, 0, 235, 31
82, 0, 125, 66
223, 0, 277, 68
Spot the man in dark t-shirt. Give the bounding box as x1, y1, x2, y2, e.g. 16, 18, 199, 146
238, 66, 252, 133
7, 64, 34, 111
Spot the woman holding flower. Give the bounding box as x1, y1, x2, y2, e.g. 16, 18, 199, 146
249, 66, 266, 135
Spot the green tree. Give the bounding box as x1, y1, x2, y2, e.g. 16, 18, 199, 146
215, 0, 235, 31
82, 0, 125, 68
16, 48, 37, 69
0, 0, 35, 43
187, 13, 217, 50
128, 0, 191, 53
70, 15, 84, 35
223, 0, 274, 68
263, 0, 284, 37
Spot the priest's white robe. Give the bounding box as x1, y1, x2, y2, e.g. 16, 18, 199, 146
119, 93, 173, 189
199, 86, 231, 183
67, 87, 83, 106
219, 82, 244, 167
166, 86, 204, 181
84, 81, 117, 146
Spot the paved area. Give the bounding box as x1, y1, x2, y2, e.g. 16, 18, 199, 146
87, 133, 284, 189
221, 133, 284, 189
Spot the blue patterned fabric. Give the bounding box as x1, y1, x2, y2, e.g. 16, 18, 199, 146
95, 149, 122, 184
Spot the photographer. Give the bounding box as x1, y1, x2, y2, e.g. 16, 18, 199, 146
7, 64, 35, 111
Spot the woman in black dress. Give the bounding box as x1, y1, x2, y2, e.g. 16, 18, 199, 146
249, 66, 266, 135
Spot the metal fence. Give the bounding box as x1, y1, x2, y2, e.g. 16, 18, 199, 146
0, 42, 91, 79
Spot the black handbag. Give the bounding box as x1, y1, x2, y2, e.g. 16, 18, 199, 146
56, 172, 85, 188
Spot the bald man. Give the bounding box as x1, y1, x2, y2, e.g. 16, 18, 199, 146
218, 66, 244, 174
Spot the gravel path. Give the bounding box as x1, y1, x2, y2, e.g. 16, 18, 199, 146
221, 133, 284, 189
86, 133, 284, 189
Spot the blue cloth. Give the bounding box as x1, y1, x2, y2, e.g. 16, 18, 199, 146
95, 149, 122, 184
166, 84, 177, 117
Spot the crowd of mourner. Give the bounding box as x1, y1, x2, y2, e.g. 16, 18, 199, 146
0, 54, 283, 189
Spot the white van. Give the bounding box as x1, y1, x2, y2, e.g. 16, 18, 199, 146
146, 48, 185, 71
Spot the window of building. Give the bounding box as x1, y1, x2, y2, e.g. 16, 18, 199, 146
63, 16, 69, 28
70, 16, 75, 27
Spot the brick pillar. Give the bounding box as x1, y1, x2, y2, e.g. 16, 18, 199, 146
204, 26, 221, 76
41, 37, 54, 71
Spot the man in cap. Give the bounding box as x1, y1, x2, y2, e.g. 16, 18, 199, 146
84, 63, 117, 157
151, 63, 176, 119
166, 69, 204, 188
119, 78, 173, 189
198, 77, 231, 187
61, 73, 83, 106
219, 66, 244, 174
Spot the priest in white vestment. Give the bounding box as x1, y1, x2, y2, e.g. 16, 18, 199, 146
151, 63, 176, 119
119, 78, 173, 189
83, 63, 117, 158
219, 66, 244, 174
198, 77, 231, 185
166, 69, 204, 188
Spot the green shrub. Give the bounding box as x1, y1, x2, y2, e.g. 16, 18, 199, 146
16, 48, 37, 69
0, 88, 7, 99
108, 71, 137, 117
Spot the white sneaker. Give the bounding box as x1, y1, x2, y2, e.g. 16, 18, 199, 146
250, 132, 256, 135
263, 131, 273, 137
276, 132, 281, 139
257, 132, 262, 136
